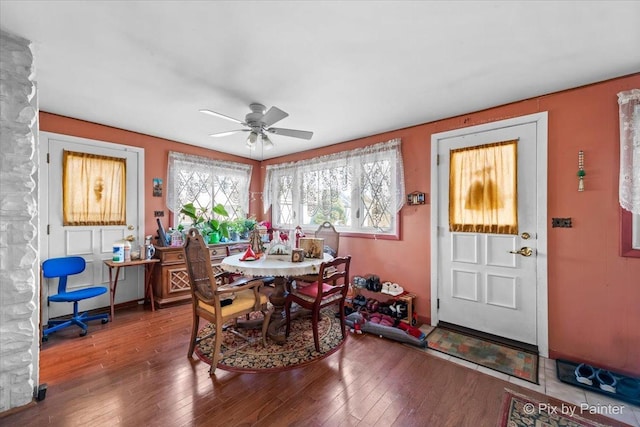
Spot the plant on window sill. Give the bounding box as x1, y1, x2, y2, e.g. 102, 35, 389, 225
179, 203, 230, 244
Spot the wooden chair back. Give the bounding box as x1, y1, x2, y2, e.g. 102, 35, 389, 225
315, 221, 339, 256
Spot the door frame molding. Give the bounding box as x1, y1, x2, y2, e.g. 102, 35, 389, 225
430, 112, 548, 357
39, 131, 146, 316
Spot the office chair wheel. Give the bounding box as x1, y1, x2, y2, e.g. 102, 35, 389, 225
101, 318, 109, 324
79, 329, 88, 337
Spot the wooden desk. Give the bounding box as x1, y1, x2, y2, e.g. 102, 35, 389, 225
103, 258, 159, 319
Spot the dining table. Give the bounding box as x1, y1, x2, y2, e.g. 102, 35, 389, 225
220, 251, 333, 343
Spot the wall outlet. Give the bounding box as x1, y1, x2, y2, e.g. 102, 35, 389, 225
552, 217, 572, 228
154, 210, 164, 217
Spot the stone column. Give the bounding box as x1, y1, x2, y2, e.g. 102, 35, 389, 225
0, 29, 39, 413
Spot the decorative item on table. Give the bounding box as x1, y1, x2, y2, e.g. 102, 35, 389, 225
170, 229, 184, 247
257, 222, 270, 243
299, 237, 324, 259
291, 249, 305, 262
249, 228, 264, 254
144, 235, 155, 260
240, 245, 258, 261
267, 231, 292, 256
294, 225, 305, 248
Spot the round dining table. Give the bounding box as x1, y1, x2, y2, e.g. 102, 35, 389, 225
220, 251, 333, 343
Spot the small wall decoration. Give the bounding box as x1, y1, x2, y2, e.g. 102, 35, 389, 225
407, 191, 426, 205
577, 150, 585, 192
153, 178, 163, 197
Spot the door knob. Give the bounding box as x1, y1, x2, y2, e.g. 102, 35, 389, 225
508, 247, 533, 257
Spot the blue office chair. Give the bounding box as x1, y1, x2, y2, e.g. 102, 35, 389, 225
42, 256, 109, 341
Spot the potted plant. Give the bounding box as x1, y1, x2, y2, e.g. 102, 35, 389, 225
231, 217, 257, 240
180, 202, 230, 244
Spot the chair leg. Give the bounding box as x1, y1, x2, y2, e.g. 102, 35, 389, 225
338, 301, 346, 339
209, 322, 223, 375
188, 312, 199, 358
312, 309, 320, 352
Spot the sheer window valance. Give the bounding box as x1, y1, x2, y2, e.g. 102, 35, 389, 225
166, 151, 252, 221
618, 89, 640, 214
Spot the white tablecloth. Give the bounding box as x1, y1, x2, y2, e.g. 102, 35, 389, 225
220, 252, 332, 277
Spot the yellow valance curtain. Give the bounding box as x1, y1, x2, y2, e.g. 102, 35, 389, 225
449, 140, 518, 234
63, 150, 126, 226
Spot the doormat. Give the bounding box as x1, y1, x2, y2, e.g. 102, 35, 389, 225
426, 327, 538, 384
498, 389, 613, 427
195, 309, 345, 373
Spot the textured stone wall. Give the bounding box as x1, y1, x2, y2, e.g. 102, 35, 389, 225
0, 29, 39, 412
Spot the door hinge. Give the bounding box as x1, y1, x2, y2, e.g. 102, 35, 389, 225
437, 154, 440, 165
46, 153, 50, 163
437, 298, 440, 310
47, 224, 50, 235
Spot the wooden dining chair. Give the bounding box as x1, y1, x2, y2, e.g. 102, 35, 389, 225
314, 221, 340, 257
284, 256, 351, 352
183, 228, 272, 374
289, 221, 341, 288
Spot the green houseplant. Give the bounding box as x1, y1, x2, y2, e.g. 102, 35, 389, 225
180, 203, 230, 244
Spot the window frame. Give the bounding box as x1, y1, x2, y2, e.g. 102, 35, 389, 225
264, 139, 404, 239
166, 151, 252, 228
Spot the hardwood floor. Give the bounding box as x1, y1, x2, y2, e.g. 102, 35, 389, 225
1, 303, 628, 426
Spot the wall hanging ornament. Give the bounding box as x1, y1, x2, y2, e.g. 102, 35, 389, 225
577, 150, 585, 192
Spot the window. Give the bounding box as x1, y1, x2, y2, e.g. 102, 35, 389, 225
264, 138, 405, 236
166, 152, 252, 227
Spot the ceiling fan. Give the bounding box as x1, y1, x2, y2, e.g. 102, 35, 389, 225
200, 103, 313, 151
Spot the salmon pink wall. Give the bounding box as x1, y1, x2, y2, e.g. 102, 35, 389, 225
263, 73, 640, 375
40, 73, 639, 375
39, 114, 262, 240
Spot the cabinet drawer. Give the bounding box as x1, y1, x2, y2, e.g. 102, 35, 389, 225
160, 250, 185, 264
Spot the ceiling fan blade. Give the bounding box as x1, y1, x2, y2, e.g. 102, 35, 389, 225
267, 127, 314, 140
200, 109, 246, 125
209, 129, 249, 137
261, 106, 289, 127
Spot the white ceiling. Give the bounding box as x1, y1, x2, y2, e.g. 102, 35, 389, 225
1, 1, 639, 160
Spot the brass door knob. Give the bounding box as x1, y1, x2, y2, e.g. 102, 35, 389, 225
508, 247, 533, 257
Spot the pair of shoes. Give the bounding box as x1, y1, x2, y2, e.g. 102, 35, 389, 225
381, 282, 404, 296
575, 364, 618, 393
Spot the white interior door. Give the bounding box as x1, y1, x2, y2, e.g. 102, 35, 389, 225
431, 113, 548, 351
40, 132, 145, 321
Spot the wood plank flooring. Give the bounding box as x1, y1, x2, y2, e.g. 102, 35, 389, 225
1, 303, 626, 426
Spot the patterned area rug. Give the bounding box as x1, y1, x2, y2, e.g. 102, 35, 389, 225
195, 309, 345, 373
498, 389, 612, 427
426, 327, 538, 383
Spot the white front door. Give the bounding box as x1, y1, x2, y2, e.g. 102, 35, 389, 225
40, 132, 145, 321
430, 113, 548, 353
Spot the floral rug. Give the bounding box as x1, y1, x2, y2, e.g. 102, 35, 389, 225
426, 327, 538, 383
498, 389, 612, 427
195, 309, 345, 373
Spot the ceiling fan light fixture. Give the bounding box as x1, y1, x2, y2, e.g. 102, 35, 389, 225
246, 131, 258, 149
262, 134, 274, 150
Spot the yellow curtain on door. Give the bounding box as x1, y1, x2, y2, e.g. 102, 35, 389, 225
63, 150, 126, 226
449, 140, 518, 234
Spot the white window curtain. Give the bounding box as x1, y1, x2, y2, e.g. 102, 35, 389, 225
263, 138, 405, 232
166, 151, 252, 215
618, 89, 640, 214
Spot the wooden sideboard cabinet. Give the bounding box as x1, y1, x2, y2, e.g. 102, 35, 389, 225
152, 241, 247, 307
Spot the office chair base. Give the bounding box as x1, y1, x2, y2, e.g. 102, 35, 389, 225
42, 311, 109, 341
